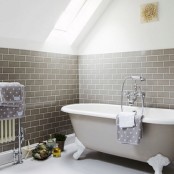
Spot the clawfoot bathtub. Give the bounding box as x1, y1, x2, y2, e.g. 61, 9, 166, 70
61, 104, 174, 174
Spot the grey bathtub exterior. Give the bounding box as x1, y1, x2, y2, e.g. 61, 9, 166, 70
61, 103, 174, 174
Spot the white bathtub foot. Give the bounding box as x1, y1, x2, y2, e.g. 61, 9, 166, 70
147, 154, 170, 174
73, 137, 85, 160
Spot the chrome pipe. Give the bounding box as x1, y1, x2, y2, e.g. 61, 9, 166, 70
18, 118, 23, 164
121, 77, 130, 111
13, 118, 23, 164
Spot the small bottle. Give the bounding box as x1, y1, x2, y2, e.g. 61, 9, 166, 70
47, 134, 55, 150
52, 145, 61, 157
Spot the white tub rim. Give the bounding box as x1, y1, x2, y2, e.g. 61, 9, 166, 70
61, 103, 174, 125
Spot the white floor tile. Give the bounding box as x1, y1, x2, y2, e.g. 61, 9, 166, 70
0, 143, 173, 174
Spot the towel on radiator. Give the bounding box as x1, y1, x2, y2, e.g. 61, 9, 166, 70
116, 114, 143, 145
0, 82, 24, 107
0, 104, 25, 120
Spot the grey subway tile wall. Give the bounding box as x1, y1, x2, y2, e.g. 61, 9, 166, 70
79, 49, 174, 109
0, 48, 78, 152
0, 47, 174, 153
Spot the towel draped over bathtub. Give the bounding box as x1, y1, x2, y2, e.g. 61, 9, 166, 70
116, 112, 143, 145
118, 111, 136, 128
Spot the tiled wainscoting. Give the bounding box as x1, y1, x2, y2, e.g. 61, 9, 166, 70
0, 48, 78, 152
79, 49, 174, 109
0, 47, 174, 153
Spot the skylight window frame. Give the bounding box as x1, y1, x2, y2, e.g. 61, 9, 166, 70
55, 0, 87, 32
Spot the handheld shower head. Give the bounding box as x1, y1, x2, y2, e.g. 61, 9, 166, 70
131, 76, 145, 81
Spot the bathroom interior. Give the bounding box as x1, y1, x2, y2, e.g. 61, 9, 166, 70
0, 0, 174, 173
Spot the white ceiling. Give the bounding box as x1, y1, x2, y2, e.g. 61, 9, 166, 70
0, 0, 70, 42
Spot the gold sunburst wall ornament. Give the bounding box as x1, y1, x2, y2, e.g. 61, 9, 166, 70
141, 2, 158, 23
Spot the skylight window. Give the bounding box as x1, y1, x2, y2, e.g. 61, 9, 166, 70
47, 0, 109, 47
55, 0, 87, 32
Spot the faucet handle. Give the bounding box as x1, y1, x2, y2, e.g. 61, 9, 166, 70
141, 92, 145, 97
124, 91, 130, 96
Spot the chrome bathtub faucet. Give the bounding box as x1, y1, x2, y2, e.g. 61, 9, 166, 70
121, 76, 146, 114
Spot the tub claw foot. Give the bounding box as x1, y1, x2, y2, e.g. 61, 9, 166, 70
147, 154, 170, 174
73, 137, 85, 160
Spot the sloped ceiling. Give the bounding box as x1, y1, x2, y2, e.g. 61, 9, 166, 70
0, 0, 70, 42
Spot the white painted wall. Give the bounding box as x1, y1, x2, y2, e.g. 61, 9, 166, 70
0, 0, 76, 54
0, 32, 75, 54
78, 0, 174, 54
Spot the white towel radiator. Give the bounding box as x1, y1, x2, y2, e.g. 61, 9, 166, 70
0, 119, 15, 143
0, 82, 25, 165
0, 118, 24, 164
